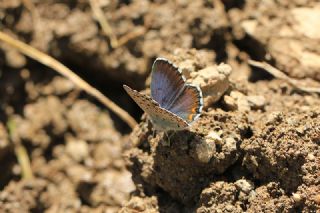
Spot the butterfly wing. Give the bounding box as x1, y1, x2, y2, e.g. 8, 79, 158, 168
167, 84, 203, 123
151, 58, 186, 109
151, 58, 203, 124
123, 85, 189, 131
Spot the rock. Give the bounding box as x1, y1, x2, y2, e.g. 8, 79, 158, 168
235, 179, 254, 194
192, 63, 232, 107
224, 137, 237, 153
237, 2, 320, 81
247, 95, 266, 110
224, 91, 250, 112
292, 193, 303, 203
291, 7, 320, 39
192, 134, 217, 163
224, 95, 237, 110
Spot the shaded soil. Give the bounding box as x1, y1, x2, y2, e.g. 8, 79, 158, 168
0, 0, 319, 212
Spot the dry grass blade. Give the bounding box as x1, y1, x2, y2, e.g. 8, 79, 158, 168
89, 0, 119, 48
248, 59, 320, 94
89, 0, 146, 48
15, 144, 33, 179
117, 27, 146, 47
7, 118, 33, 179
0, 31, 138, 129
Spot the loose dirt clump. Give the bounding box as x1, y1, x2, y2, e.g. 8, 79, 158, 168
242, 110, 320, 192
125, 110, 250, 205
1, 0, 228, 86
122, 48, 320, 211
0, 70, 135, 212
229, 0, 320, 81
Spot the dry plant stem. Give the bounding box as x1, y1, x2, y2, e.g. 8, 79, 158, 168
89, 0, 119, 48
15, 144, 33, 179
0, 31, 138, 129
117, 27, 146, 47
7, 119, 33, 179
89, 0, 145, 48
248, 59, 320, 94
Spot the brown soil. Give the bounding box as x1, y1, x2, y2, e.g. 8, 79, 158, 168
0, 0, 319, 212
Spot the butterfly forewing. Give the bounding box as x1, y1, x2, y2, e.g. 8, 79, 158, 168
123, 85, 189, 131
151, 58, 186, 109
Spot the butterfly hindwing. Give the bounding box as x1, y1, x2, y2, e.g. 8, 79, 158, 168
167, 84, 203, 123
123, 85, 189, 130
151, 58, 186, 109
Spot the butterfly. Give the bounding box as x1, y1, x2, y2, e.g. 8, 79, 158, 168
123, 58, 203, 131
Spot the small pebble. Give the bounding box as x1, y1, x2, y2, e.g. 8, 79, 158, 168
247, 95, 266, 109
292, 193, 302, 203
307, 153, 315, 161
66, 139, 89, 162
235, 179, 254, 194
314, 194, 320, 205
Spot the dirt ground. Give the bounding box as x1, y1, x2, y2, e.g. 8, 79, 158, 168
0, 0, 319, 212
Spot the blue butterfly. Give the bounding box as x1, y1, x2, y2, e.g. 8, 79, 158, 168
124, 58, 203, 131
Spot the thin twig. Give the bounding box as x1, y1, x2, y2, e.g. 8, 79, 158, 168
0, 31, 137, 129
117, 27, 146, 47
89, 0, 119, 48
89, 0, 146, 48
7, 118, 33, 179
248, 59, 320, 94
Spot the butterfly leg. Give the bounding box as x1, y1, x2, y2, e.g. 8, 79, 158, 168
163, 131, 175, 146
163, 131, 170, 146
152, 128, 156, 138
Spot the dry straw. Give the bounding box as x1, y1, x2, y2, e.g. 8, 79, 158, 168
249, 59, 320, 94
0, 31, 138, 129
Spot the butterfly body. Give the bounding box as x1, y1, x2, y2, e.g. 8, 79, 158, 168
124, 58, 203, 131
